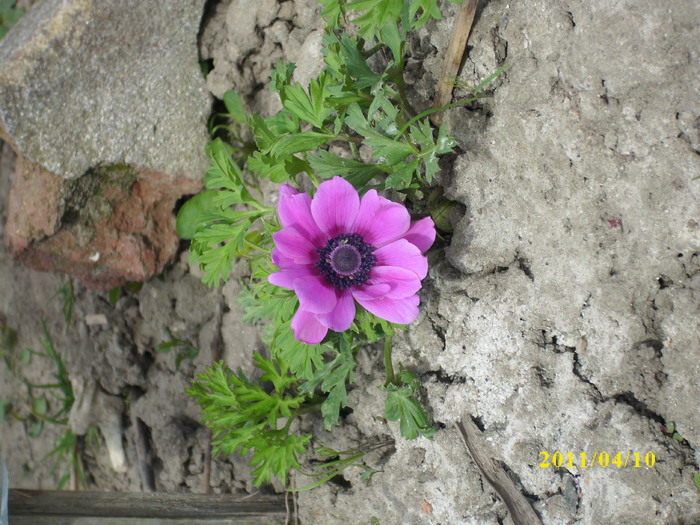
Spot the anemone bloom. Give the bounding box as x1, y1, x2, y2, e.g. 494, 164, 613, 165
269, 176, 435, 344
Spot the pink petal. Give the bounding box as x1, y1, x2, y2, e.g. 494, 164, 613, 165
278, 191, 326, 246
401, 217, 436, 254
311, 177, 360, 237
294, 275, 337, 314
352, 283, 391, 301
352, 190, 410, 247
272, 227, 318, 264
316, 290, 356, 332
354, 293, 420, 325
373, 239, 428, 279
279, 182, 300, 199
291, 309, 328, 344
271, 248, 294, 268
268, 263, 315, 289
362, 266, 422, 299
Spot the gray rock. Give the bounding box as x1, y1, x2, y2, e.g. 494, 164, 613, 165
0, 0, 211, 289
201, 0, 323, 113
0, 0, 210, 180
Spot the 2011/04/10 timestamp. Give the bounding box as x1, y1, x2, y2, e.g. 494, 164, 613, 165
539, 451, 656, 468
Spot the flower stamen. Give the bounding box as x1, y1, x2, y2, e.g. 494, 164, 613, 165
316, 234, 375, 289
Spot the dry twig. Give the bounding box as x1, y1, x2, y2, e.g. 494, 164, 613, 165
455, 418, 544, 525
432, 0, 479, 125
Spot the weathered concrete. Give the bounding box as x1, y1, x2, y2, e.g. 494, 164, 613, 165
295, 1, 700, 523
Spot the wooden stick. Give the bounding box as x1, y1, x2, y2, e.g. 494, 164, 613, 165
9, 490, 286, 524
432, 0, 479, 125
455, 419, 544, 525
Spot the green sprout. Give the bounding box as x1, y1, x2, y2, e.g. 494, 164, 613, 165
1, 321, 96, 488
156, 331, 200, 370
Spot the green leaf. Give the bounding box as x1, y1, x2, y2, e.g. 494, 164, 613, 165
384, 384, 435, 439
19, 348, 32, 364
238, 284, 295, 326
409, 119, 434, 152
269, 61, 296, 94
367, 86, 400, 137
282, 73, 333, 128
32, 396, 48, 416
271, 321, 325, 381
365, 132, 415, 166
190, 219, 248, 288
269, 131, 331, 158
343, 102, 371, 135
176, 190, 221, 240
247, 430, 311, 486
0, 400, 8, 422
408, 119, 456, 183
248, 151, 289, 182
204, 139, 243, 191
383, 370, 435, 439
385, 159, 419, 190
307, 150, 383, 189
435, 122, 457, 154
379, 20, 403, 63
265, 110, 301, 135
694, 473, 700, 492
429, 194, 460, 232
326, 32, 382, 89
354, 307, 396, 342
251, 114, 277, 153
254, 353, 299, 395
317, 0, 345, 27
29, 419, 43, 438
188, 360, 307, 461
409, 0, 445, 29
421, 150, 439, 183
223, 90, 247, 124
348, 0, 404, 42
156, 335, 199, 371
108, 287, 120, 306
125, 281, 143, 293
301, 341, 356, 430
0, 1, 23, 40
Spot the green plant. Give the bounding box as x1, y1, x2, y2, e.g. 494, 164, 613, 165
106, 281, 144, 306
156, 331, 200, 370
52, 280, 75, 326
293, 440, 389, 491
179, 0, 507, 487
0, 322, 94, 488
0, 0, 23, 39
188, 359, 312, 486
661, 422, 687, 445
43, 425, 99, 490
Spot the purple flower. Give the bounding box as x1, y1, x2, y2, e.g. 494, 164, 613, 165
269, 176, 435, 344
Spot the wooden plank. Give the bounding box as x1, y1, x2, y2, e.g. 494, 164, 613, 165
9, 518, 276, 525
8, 490, 288, 524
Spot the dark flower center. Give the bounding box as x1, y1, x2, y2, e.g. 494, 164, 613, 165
316, 234, 375, 290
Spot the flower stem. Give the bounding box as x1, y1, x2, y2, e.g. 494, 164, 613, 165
383, 334, 396, 386
293, 396, 325, 417
307, 170, 322, 188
